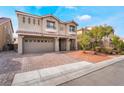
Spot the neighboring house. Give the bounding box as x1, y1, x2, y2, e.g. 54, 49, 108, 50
0, 17, 14, 51
77, 25, 114, 48
13, 37, 18, 52
16, 11, 78, 54
120, 37, 124, 42
77, 26, 93, 35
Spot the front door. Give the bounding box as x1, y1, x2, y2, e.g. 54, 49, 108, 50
70, 39, 75, 50
59, 39, 66, 51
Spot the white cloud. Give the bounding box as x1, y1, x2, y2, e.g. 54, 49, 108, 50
65, 6, 77, 9
76, 15, 92, 21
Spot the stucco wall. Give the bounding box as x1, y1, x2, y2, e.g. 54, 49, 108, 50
0, 26, 3, 50
42, 16, 59, 34
0, 21, 13, 51
17, 14, 71, 36
17, 14, 42, 32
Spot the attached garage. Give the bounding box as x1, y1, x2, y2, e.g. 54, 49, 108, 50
23, 37, 54, 53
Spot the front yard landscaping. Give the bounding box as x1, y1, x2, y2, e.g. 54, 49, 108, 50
78, 25, 124, 55
0, 50, 121, 85
66, 50, 114, 63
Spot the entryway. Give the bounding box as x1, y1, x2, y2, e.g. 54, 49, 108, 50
70, 39, 75, 50
59, 38, 66, 51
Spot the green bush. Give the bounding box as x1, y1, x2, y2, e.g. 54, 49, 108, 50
119, 51, 124, 55
112, 49, 118, 55
100, 48, 106, 53
106, 47, 113, 54
95, 47, 101, 52
100, 47, 113, 54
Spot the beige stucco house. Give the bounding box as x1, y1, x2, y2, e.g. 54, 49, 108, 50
16, 11, 78, 54
77, 26, 93, 35
0, 17, 14, 51
120, 37, 124, 42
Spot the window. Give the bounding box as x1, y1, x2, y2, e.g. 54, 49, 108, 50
28, 18, 31, 24
25, 40, 28, 42
33, 19, 35, 25
47, 21, 56, 29
3, 26, 7, 32
69, 26, 75, 32
45, 40, 47, 42
37, 40, 40, 42
22, 16, 25, 23
38, 20, 40, 25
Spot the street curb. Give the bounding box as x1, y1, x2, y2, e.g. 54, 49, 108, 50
38, 56, 124, 86
12, 56, 124, 86
12, 61, 93, 86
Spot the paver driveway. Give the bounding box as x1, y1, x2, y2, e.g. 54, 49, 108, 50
0, 51, 82, 85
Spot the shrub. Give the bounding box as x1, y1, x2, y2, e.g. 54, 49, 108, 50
95, 46, 101, 52
100, 47, 114, 54
119, 51, 124, 55
100, 48, 106, 53
105, 47, 113, 54
112, 49, 118, 55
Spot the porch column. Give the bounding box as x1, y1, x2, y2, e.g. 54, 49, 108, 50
66, 38, 70, 51
55, 37, 59, 52
75, 39, 78, 50
18, 35, 24, 54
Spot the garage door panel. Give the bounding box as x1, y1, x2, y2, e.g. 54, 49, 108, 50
24, 38, 54, 53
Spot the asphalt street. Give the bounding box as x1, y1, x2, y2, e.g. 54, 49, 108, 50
60, 60, 124, 86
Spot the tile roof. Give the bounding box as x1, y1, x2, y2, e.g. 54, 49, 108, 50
0, 17, 10, 25
16, 10, 78, 25
0, 17, 14, 32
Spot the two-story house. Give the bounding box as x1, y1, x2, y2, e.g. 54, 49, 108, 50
16, 11, 78, 54
0, 17, 14, 51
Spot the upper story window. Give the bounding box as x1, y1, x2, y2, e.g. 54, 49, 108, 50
3, 26, 7, 32
28, 17, 31, 24
33, 19, 35, 25
69, 25, 76, 32
22, 16, 25, 23
47, 21, 56, 29
38, 19, 40, 25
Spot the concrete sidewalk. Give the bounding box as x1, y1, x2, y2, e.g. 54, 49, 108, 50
12, 61, 93, 85
12, 56, 124, 86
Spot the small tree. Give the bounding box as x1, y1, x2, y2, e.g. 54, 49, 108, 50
78, 25, 115, 54
87, 26, 106, 53
118, 40, 124, 51
79, 34, 91, 53
104, 25, 114, 37
111, 35, 124, 53
111, 35, 120, 49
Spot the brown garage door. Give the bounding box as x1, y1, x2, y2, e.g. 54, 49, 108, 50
24, 37, 54, 53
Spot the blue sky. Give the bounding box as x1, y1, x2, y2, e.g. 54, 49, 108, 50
0, 6, 124, 37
